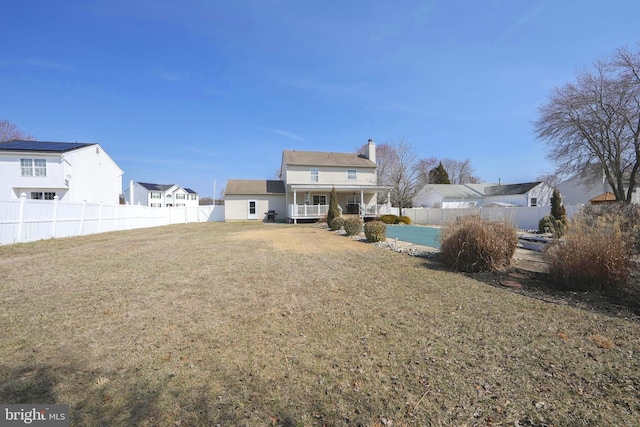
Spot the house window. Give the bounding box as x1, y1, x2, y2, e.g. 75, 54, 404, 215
347, 169, 357, 180
530, 198, 538, 207
176, 203, 185, 207
312, 195, 327, 205
347, 195, 360, 205
176, 194, 185, 200
151, 203, 161, 207
310, 168, 319, 182
21, 159, 46, 176
189, 194, 197, 200
150, 192, 161, 199
30, 192, 56, 200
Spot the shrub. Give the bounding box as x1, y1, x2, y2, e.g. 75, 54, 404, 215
326, 187, 340, 227
399, 215, 412, 225
545, 218, 631, 291
364, 221, 386, 242
440, 215, 518, 272
573, 202, 640, 252
379, 214, 399, 224
539, 214, 565, 237
343, 216, 364, 236
329, 216, 345, 231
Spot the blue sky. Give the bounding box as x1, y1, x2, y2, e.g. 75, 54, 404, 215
1, 1, 639, 198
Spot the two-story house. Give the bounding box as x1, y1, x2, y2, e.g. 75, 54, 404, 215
0, 140, 123, 204
124, 181, 199, 207
225, 140, 392, 222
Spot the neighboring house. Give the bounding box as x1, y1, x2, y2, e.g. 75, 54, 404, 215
413, 181, 553, 208
124, 181, 199, 207
556, 169, 639, 206
225, 139, 392, 222
0, 140, 123, 204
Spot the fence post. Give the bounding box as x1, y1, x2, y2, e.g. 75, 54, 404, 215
79, 200, 87, 236
98, 201, 104, 233
51, 195, 59, 238
16, 193, 27, 243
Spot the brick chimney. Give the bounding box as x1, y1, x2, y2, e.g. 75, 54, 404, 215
365, 138, 376, 164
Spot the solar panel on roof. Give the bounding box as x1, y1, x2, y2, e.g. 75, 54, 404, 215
0, 140, 94, 152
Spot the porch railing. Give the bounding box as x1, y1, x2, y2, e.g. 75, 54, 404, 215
288, 204, 393, 219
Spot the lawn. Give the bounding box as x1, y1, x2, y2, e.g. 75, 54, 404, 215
1, 222, 639, 426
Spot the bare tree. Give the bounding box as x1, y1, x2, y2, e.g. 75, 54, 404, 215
535, 45, 640, 202
440, 158, 478, 184
385, 138, 423, 215
535, 172, 562, 189
357, 139, 428, 212
415, 156, 438, 185
0, 119, 33, 142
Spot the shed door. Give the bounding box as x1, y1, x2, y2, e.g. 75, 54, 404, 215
248, 200, 258, 220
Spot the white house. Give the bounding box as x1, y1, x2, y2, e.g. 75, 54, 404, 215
556, 168, 640, 205
225, 139, 392, 222
124, 181, 199, 207
0, 140, 123, 204
413, 182, 553, 208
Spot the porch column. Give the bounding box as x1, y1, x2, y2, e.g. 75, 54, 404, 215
360, 189, 364, 217
293, 190, 297, 224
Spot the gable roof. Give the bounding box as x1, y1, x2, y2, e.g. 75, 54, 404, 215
484, 181, 542, 196
282, 150, 376, 168
0, 140, 95, 153
226, 179, 286, 195
184, 188, 198, 194
425, 184, 486, 198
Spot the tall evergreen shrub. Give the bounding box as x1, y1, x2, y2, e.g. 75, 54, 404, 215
327, 186, 340, 226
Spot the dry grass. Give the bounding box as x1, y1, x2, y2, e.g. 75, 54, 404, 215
1, 222, 640, 426
441, 216, 518, 272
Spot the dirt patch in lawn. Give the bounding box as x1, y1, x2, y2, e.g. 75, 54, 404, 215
231, 225, 373, 254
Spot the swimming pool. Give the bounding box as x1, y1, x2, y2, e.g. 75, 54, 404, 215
385, 225, 441, 249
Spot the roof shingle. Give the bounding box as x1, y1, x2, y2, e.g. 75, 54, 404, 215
226, 179, 285, 195
282, 150, 375, 168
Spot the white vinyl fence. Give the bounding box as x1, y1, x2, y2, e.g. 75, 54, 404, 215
402, 205, 581, 230
0, 196, 225, 245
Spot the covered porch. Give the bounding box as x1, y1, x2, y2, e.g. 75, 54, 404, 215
286, 184, 393, 223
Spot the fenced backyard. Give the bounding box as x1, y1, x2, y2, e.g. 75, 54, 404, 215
0, 222, 638, 426
0, 197, 224, 245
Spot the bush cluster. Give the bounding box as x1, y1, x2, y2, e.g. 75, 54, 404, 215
573, 202, 640, 252
379, 214, 398, 224
378, 214, 412, 225
364, 221, 386, 242
545, 209, 632, 291
329, 217, 345, 231
440, 215, 518, 272
538, 214, 566, 237
343, 216, 363, 236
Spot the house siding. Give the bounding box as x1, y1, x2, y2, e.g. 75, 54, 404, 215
0, 144, 122, 204
284, 165, 376, 186
225, 194, 286, 221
